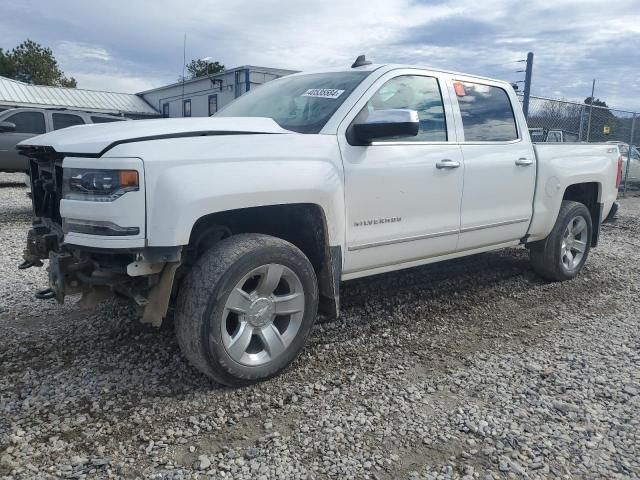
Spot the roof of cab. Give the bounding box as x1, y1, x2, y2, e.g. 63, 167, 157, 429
288, 62, 511, 87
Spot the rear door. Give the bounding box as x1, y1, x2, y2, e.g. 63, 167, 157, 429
0, 109, 47, 171
338, 69, 464, 276
448, 78, 535, 250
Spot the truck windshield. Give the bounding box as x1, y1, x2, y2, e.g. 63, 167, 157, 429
216, 72, 371, 133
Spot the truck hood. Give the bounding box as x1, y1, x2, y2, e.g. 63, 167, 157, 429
18, 117, 292, 156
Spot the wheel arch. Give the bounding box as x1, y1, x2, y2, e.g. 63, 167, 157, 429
561, 182, 601, 246
184, 203, 342, 319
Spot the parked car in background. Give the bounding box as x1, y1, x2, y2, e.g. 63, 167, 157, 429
0, 108, 127, 172
19, 58, 621, 386
545, 129, 579, 143
528, 127, 579, 143
607, 141, 640, 184
528, 127, 546, 142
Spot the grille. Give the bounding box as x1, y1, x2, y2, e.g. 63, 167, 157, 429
18, 146, 65, 226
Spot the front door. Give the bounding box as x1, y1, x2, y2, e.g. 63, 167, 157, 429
338, 71, 464, 276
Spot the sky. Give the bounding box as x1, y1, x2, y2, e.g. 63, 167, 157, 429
1, 0, 639, 111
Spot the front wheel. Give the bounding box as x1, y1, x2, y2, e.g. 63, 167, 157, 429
175, 234, 319, 386
529, 200, 593, 281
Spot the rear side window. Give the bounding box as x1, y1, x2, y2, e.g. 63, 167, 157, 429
455, 82, 518, 142
90, 116, 124, 123
52, 113, 85, 130
4, 111, 46, 134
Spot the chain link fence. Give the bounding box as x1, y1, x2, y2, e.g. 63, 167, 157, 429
520, 95, 639, 195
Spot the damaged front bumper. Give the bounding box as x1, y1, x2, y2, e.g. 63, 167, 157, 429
21, 219, 182, 326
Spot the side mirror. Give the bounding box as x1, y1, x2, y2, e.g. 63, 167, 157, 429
352, 109, 419, 144
0, 121, 16, 133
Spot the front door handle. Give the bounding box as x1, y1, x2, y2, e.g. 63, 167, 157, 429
436, 159, 461, 169
516, 157, 534, 166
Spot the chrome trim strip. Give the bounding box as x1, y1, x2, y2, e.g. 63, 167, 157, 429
348, 229, 459, 251
460, 218, 529, 233
348, 217, 530, 251
458, 138, 522, 145
369, 141, 452, 146
367, 139, 523, 146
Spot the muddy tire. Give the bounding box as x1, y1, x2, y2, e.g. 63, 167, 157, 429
530, 200, 592, 282
174, 234, 318, 386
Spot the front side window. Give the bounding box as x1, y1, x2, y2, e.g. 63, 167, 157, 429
183, 99, 191, 117
354, 75, 447, 142
455, 81, 518, 142
4, 111, 46, 134
53, 113, 85, 130
216, 72, 370, 134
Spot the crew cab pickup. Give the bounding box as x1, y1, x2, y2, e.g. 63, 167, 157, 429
18, 57, 621, 385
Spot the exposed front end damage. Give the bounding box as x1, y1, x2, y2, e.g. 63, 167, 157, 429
23, 219, 181, 325
18, 144, 180, 326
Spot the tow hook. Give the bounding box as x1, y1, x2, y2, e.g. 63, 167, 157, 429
35, 252, 84, 304
35, 288, 56, 300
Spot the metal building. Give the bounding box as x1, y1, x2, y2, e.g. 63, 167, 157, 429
139, 65, 296, 118
0, 76, 159, 118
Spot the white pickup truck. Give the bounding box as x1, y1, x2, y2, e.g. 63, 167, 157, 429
18, 57, 621, 385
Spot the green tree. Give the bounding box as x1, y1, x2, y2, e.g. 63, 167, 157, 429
0, 48, 16, 78
0, 39, 76, 87
584, 97, 616, 142
584, 97, 608, 108
186, 58, 224, 79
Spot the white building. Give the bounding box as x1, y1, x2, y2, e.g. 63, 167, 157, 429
139, 65, 296, 118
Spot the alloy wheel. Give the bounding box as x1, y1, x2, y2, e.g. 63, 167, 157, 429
561, 215, 588, 270
221, 263, 305, 366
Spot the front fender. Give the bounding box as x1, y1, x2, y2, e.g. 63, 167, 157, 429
118, 134, 345, 247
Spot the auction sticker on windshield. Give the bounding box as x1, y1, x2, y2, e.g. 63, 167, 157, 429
302, 88, 345, 99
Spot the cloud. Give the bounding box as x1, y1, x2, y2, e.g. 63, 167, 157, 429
0, 0, 638, 111
70, 72, 158, 94
57, 41, 111, 62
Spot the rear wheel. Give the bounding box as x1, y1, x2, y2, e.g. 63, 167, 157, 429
529, 200, 592, 281
175, 234, 318, 386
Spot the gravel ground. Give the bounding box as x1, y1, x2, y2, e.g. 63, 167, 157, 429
1, 171, 639, 479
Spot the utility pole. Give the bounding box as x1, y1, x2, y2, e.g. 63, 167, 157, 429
522, 52, 534, 119
586, 79, 596, 142
181, 34, 186, 116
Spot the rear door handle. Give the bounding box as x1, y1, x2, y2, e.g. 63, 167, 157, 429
516, 157, 534, 166
436, 159, 461, 169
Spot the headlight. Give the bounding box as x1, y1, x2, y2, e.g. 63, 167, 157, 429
63, 168, 139, 202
